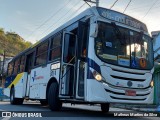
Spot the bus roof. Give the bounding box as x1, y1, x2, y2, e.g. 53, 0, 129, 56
36, 6, 148, 45
96, 7, 148, 32
12, 6, 148, 60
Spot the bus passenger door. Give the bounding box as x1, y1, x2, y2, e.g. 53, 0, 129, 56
25, 52, 34, 97
59, 32, 76, 98
76, 21, 88, 99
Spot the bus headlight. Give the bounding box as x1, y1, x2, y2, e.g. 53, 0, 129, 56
150, 80, 154, 87
93, 70, 102, 81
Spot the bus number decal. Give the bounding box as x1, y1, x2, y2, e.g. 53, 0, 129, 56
51, 63, 60, 70
50, 63, 60, 77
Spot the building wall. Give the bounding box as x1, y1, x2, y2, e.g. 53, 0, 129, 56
0, 55, 12, 87
153, 34, 160, 62
0, 55, 12, 73
153, 31, 160, 105
153, 71, 160, 105
151, 31, 160, 39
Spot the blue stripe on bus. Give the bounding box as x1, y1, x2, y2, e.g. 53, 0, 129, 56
87, 68, 95, 79
87, 58, 101, 79
5, 75, 16, 88
87, 58, 101, 74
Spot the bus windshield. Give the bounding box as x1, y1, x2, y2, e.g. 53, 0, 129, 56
95, 22, 153, 70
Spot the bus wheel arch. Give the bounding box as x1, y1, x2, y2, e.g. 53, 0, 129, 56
46, 77, 58, 100
10, 85, 24, 105
47, 78, 62, 111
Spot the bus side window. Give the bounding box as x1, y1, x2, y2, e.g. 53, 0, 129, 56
7, 63, 10, 76
13, 59, 20, 75
49, 33, 62, 61
7, 62, 14, 76
35, 41, 48, 66
20, 56, 25, 73
25, 52, 34, 74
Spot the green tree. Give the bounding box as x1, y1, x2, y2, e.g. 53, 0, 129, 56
0, 28, 32, 56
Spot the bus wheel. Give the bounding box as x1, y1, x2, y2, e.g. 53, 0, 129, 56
40, 100, 48, 106
10, 87, 18, 105
10, 87, 24, 105
16, 98, 24, 105
48, 82, 62, 111
101, 103, 110, 113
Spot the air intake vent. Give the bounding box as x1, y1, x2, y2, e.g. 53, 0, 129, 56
105, 89, 150, 96
110, 96, 146, 101
112, 68, 145, 75
111, 75, 145, 82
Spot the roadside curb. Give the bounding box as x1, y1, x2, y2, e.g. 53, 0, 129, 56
0, 96, 10, 102
112, 104, 159, 112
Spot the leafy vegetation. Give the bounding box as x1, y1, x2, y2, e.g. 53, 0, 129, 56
0, 28, 32, 56
154, 65, 160, 74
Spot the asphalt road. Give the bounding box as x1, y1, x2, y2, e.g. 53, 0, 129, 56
0, 101, 159, 120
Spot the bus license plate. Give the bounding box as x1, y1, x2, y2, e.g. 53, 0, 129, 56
125, 90, 136, 96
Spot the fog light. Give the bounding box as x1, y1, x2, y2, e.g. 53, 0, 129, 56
150, 80, 154, 87
93, 71, 102, 81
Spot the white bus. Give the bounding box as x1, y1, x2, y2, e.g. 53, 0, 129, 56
4, 7, 154, 112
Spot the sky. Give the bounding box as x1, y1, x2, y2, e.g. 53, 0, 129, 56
0, 0, 160, 44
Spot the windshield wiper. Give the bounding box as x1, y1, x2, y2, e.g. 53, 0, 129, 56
111, 22, 126, 45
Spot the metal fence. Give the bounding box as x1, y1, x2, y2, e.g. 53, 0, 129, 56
153, 71, 160, 105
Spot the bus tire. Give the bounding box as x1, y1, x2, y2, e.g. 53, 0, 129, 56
40, 100, 48, 106
10, 87, 24, 105
10, 87, 17, 105
101, 103, 110, 113
16, 98, 24, 105
48, 82, 62, 111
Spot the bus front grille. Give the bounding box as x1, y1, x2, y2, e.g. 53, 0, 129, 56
108, 66, 149, 83
104, 87, 150, 101
110, 96, 146, 101
105, 89, 150, 96
111, 75, 145, 82
111, 68, 145, 75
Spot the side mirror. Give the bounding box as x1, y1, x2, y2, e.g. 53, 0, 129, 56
90, 23, 98, 38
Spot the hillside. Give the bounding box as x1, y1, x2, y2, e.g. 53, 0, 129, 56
0, 28, 32, 56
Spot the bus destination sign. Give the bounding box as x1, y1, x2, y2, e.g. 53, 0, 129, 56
97, 7, 148, 32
